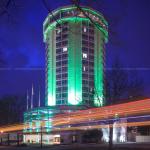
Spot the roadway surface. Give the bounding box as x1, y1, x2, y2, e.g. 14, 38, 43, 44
0, 143, 150, 150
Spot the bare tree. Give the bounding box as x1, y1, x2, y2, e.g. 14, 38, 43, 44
105, 59, 128, 105
127, 70, 145, 100
105, 59, 145, 105
0, 0, 19, 18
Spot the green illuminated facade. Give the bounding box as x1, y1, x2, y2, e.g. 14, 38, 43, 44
44, 6, 108, 107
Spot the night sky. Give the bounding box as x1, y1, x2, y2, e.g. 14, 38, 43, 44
0, 0, 150, 104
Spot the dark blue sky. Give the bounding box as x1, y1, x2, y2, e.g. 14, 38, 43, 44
0, 0, 150, 103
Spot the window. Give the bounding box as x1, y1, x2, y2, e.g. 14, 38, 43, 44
56, 42, 61, 47
89, 29, 94, 34
56, 87, 61, 91
62, 93, 67, 97
56, 48, 61, 53
89, 36, 94, 41
89, 55, 94, 60
82, 47, 88, 52
62, 73, 67, 78
62, 80, 67, 85
63, 47, 67, 52
62, 87, 67, 91
56, 68, 61, 73
82, 73, 88, 78
62, 41, 68, 46
83, 80, 88, 84
83, 53, 87, 59
82, 34, 88, 40
56, 61, 61, 66
56, 74, 61, 78
56, 94, 61, 98
56, 28, 61, 34
62, 34, 68, 39
62, 54, 67, 59
62, 60, 67, 65
56, 36, 61, 41
62, 27, 68, 32
82, 40, 88, 46
56, 81, 61, 86
82, 60, 88, 65
83, 66, 86, 71
56, 101, 61, 104
62, 67, 67, 72
83, 27, 87, 32
56, 55, 61, 60
89, 42, 94, 47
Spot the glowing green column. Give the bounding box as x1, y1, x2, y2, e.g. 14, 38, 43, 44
94, 28, 104, 106
68, 20, 82, 105
47, 30, 56, 106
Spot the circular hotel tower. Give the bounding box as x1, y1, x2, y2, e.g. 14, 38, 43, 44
43, 6, 108, 107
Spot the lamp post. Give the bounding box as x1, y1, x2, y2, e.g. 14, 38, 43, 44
17, 133, 20, 146
7, 133, 10, 146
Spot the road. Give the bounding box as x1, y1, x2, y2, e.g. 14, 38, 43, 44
0, 143, 150, 150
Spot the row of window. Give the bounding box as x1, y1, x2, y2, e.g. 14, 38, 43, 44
56, 34, 68, 41
56, 93, 68, 98
56, 67, 67, 72
82, 60, 94, 65
56, 60, 68, 66
82, 53, 94, 60
82, 86, 94, 92
82, 40, 94, 47
82, 34, 94, 41
56, 41, 68, 47
83, 66, 94, 72
56, 86, 68, 91
56, 53, 68, 60
82, 27, 94, 34
56, 80, 68, 85
56, 47, 68, 54
56, 100, 67, 105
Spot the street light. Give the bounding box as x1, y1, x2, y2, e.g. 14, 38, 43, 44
0, 131, 3, 134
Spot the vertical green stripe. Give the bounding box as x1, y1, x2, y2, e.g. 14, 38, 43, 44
47, 30, 56, 106
68, 20, 82, 105
94, 28, 104, 106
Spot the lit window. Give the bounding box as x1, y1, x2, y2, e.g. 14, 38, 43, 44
83, 53, 87, 58
57, 28, 61, 34
83, 27, 87, 32
63, 47, 67, 52
83, 66, 86, 71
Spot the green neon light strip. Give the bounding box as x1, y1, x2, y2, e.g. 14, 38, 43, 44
43, 17, 108, 43
47, 30, 56, 106
68, 20, 82, 105
43, 6, 108, 27
94, 28, 104, 107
